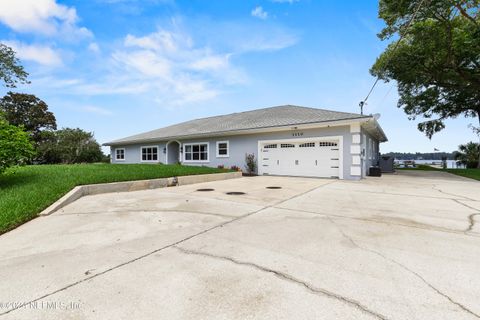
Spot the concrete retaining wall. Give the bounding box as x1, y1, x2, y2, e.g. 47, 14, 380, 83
40, 171, 242, 216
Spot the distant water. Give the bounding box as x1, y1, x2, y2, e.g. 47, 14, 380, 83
395, 159, 465, 169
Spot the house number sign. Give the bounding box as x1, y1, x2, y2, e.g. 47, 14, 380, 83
292, 132, 304, 137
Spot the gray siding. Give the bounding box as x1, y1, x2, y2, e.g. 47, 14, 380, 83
110, 125, 371, 180
361, 128, 381, 173
111, 143, 167, 164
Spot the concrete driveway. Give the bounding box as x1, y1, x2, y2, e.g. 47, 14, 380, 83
1, 171, 479, 320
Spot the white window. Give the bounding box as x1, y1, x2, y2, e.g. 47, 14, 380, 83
184, 143, 209, 162
264, 144, 277, 149
115, 148, 125, 161
299, 142, 315, 148
280, 143, 295, 148
319, 142, 338, 147
216, 141, 229, 158
141, 146, 158, 162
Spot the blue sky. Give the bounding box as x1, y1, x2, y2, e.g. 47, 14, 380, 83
0, 0, 477, 153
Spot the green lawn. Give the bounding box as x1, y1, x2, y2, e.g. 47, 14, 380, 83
443, 168, 480, 181
399, 165, 480, 181
0, 163, 228, 234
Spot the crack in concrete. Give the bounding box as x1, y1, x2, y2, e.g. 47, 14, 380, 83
174, 246, 388, 320
455, 200, 480, 212
328, 218, 480, 319
0, 182, 330, 317
0, 210, 267, 316
451, 199, 480, 233
330, 188, 471, 201
432, 185, 476, 201
273, 206, 480, 238
466, 213, 480, 232
57, 208, 235, 219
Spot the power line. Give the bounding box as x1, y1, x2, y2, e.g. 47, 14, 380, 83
378, 83, 395, 105
359, 0, 430, 114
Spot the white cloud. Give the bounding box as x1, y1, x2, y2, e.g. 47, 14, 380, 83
124, 30, 184, 53
88, 42, 100, 53
2, 40, 62, 67
190, 53, 231, 71
73, 81, 152, 95
32, 27, 235, 106
0, 0, 92, 38
246, 36, 296, 51
234, 29, 298, 52
26, 21, 298, 108
82, 105, 113, 116
104, 28, 244, 105
154, 77, 219, 106
201, 20, 299, 54
251, 6, 268, 19
31, 77, 82, 88
112, 50, 172, 78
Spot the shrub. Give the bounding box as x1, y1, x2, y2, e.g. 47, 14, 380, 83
454, 142, 479, 169
0, 118, 35, 174
231, 165, 241, 171
217, 165, 224, 169
244, 153, 257, 174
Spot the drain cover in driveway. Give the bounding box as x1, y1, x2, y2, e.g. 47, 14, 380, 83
226, 192, 246, 195
266, 186, 282, 189
196, 188, 215, 192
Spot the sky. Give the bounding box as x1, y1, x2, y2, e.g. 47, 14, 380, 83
0, 0, 477, 153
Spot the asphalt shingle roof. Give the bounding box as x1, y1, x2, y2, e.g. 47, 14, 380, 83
105, 105, 371, 145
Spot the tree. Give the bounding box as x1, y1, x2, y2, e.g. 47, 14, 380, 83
370, 0, 480, 167
0, 116, 35, 174
0, 43, 28, 87
454, 141, 480, 168
36, 130, 62, 164
0, 44, 35, 172
37, 128, 104, 164
0, 92, 57, 145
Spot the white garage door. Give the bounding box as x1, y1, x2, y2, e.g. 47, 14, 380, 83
259, 139, 340, 178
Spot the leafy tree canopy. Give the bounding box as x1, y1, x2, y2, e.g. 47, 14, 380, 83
371, 0, 480, 138
0, 43, 28, 88
37, 128, 104, 164
0, 92, 57, 144
0, 117, 35, 174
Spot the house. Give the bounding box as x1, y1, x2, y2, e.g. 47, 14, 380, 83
104, 105, 387, 180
